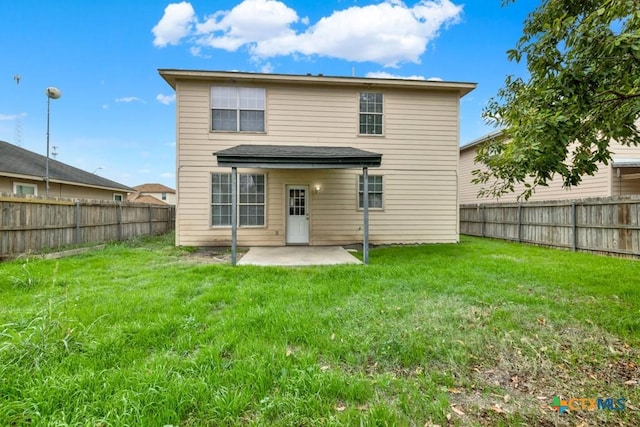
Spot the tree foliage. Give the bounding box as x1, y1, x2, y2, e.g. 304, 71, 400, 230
474, 0, 640, 200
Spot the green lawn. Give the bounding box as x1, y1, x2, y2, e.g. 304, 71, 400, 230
1, 234, 638, 426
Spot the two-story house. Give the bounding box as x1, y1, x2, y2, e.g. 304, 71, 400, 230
160, 70, 475, 253
128, 183, 176, 205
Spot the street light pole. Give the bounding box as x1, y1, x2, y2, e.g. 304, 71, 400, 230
45, 87, 61, 197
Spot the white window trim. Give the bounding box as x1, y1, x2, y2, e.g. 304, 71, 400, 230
113, 193, 124, 202
210, 86, 267, 133
357, 175, 384, 211
13, 182, 38, 196
358, 91, 385, 137
210, 172, 268, 228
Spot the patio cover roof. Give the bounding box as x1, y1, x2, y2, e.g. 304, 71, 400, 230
612, 158, 640, 168
215, 145, 382, 169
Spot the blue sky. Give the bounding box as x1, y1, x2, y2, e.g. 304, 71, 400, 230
0, 0, 538, 189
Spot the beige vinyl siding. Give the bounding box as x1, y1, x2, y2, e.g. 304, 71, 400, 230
459, 144, 610, 203
613, 172, 640, 195
611, 138, 640, 196
175, 79, 462, 246
0, 177, 42, 195
0, 176, 125, 201
460, 117, 640, 204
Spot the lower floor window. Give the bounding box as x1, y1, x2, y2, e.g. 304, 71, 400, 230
211, 173, 265, 226
14, 182, 37, 195
358, 175, 383, 209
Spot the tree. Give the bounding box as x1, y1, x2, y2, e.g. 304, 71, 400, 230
474, 0, 640, 200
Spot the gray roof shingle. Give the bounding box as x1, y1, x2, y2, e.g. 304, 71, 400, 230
215, 145, 382, 168
0, 140, 133, 191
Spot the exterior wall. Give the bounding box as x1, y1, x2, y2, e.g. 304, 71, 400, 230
0, 176, 125, 201
175, 79, 462, 247
459, 139, 640, 204
613, 171, 640, 196
611, 142, 640, 196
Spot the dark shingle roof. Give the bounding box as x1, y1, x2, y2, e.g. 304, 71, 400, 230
0, 140, 133, 191
215, 145, 382, 168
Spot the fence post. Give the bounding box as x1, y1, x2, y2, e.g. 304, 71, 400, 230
572, 201, 577, 252
149, 205, 153, 235
517, 203, 522, 242
118, 203, 123, 241
75, 200, 81, 244
481, 205, 486, 238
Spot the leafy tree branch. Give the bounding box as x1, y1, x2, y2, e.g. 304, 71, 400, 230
473, 0, 640, 200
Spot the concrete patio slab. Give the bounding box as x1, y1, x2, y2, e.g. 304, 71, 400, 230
237, 246, 361, 266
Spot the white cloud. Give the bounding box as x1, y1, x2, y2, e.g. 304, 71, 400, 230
189, 46, 211, 58
254, 0, 462, 67
161, 172, 175, 178
426, 76, 443, 81
116, 97, 145, 104
366, 71, 426, 80
102, 104, 109, 110
195, 0, 299, 51
260, 62, 274, 73
152, 1, 196, 47
152, 0, 463, 67
0, 112, 27, 121
156, 94, 176, 105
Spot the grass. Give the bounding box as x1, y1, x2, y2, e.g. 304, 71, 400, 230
0, 234, 638, 426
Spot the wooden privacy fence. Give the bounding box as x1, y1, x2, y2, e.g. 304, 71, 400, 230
460, 195, 640, 258
0, 193, 175, 257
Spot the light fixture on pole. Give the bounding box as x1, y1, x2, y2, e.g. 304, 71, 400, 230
45, 87, 61, 197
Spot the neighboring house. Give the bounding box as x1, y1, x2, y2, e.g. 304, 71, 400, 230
0, 140, 133, 201
128, 183, 176, 205
459, 130, 640, 204
159, 69, 475, 248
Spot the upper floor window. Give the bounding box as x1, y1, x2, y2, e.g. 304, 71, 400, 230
161, 192, 167, 200
113, 194, 123, 202
211, 87, 265, 132
359, 92, 383, 135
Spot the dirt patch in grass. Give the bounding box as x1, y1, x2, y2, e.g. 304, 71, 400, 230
448, 325, 640, 426
181, 247, 246, 264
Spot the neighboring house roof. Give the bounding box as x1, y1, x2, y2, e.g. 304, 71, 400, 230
127, 193, 168, 205
132, 183, 175, 193
159, 69, 476, 96
215, 145, 382, 168
0, 140, 133, 192
460, 129, 505, 151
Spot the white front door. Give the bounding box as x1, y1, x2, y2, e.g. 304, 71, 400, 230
286, 185, 309, 244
